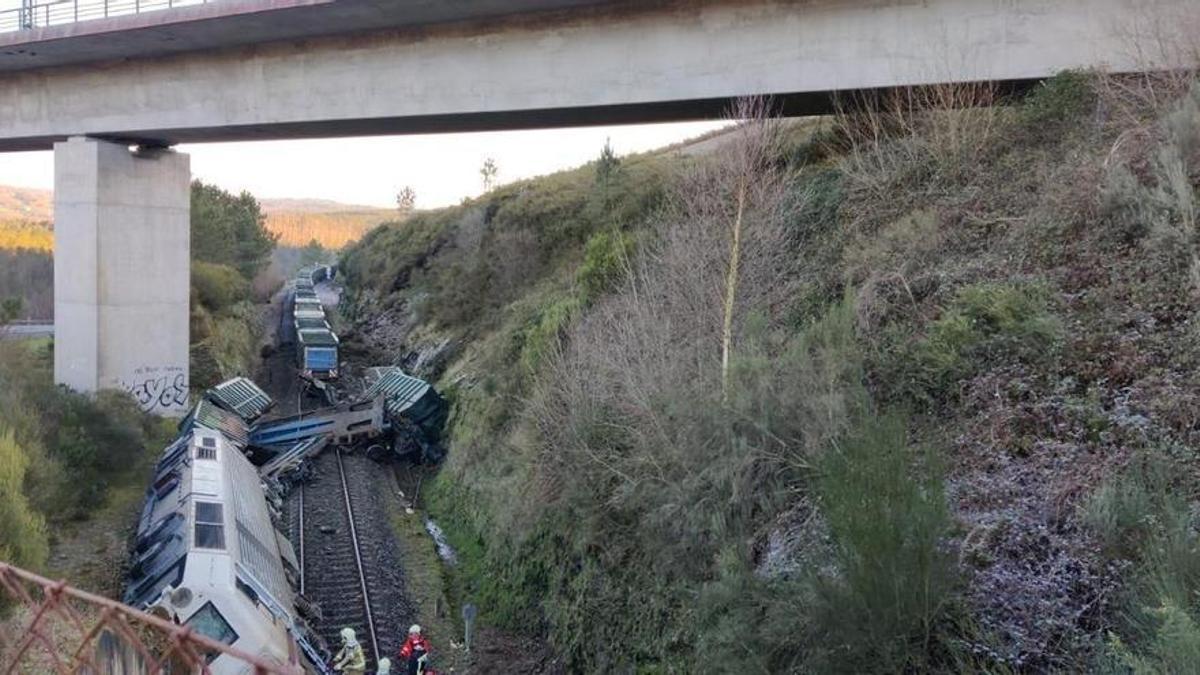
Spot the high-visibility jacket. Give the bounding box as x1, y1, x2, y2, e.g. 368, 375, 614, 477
398, 634, 431, 661
334, 641, 367, 674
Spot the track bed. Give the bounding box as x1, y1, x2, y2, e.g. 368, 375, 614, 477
288, 450, 416, 670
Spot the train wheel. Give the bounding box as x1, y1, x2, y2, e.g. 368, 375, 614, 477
365, 444, 388, 462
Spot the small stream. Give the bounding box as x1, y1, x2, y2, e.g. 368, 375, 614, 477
424, 518, 458, 566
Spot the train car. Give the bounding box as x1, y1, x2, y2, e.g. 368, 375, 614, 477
293, 296, 324, 321
296, 328, 339, 379
293, 315, 331, 334
124, 402, 311, 673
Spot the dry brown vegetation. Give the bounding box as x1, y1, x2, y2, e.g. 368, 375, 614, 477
338, 68, 1200, 672
265, 209, 393, 249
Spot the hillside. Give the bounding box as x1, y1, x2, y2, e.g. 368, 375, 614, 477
0, 187, 389, 251
0, 185, 52, 223
261, 198, 394, 249
337, 73, 1200, 672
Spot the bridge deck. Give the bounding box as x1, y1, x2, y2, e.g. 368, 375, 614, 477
0, 0, 617, 73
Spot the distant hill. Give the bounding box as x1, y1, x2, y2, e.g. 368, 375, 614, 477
260, 198, 394, 250
260, 198, 389, 214
0, 185, 391, 251
0, 186, 53, 224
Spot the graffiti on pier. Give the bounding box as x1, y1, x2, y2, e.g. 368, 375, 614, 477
121, 365, 189, 413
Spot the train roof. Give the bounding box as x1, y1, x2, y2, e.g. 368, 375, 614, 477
294, 316, 330, 330
207, 377, 274, 422
182, 399, 251, 447
298, 328, 339, 346
363, 367, 432, 418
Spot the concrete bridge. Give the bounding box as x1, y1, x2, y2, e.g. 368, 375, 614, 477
0, 0, 1192, 413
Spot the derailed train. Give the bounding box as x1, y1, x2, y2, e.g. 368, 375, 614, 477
124, 368, 447, 674
124, 386, 325, 673
292, 266, 340, 380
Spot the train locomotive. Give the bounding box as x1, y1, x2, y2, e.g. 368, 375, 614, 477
122, 262, 448, 673
125, 391, 326, 674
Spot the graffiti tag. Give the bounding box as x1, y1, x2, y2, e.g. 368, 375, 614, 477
121, 366, 189, 413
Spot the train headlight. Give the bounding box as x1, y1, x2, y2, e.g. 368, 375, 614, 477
170, 587, 194, 609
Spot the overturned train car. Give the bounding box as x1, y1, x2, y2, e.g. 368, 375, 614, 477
125, 387, 325, 674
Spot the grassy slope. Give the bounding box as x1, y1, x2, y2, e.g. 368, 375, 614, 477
339, 74, 1200, 672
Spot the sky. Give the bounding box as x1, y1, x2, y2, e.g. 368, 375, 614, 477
0, 121, 729, 209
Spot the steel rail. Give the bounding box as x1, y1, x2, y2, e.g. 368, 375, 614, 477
334, 448, 381, 666
297, 482, 306, 596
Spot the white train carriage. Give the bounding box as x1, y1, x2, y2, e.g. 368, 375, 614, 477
125, 406, 306, 673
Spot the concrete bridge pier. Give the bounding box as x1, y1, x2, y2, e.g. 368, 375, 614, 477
53, 136, 191, 416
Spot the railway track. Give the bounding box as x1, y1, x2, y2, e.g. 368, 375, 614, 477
289, 449, 415, 671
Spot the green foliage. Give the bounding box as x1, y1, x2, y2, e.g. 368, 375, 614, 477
887, 282, 1062, 404
0, 345, 168, 521
811, 412, 957, 672
191, 261, 250, 314
0, 250, 53, 320
576, 230, 634, 302
191, 303, 259, 390
191, 180, 278, 278
299, 238, 329, 267
0, 428, 48, 570
1087, 449, 1200, 672
0, 296, 20, 325
339, 152, 671, 334
519, 294, 582, 373
1107, 603, 1200, 674
1017, 70, 1097, 137
1082, 453, 1171, 561
434, 288, 962, 671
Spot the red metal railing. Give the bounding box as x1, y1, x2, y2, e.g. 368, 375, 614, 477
0, 561, 303, 674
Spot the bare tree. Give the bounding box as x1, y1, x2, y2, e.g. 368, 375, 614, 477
530, 96, 797, 499
480, 157, 499, 191
668, 97, 792, 398
396, 186, 416, 215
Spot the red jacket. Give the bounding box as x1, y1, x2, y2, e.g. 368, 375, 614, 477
399, 634, 431, 660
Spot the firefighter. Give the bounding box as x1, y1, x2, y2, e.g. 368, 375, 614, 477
376, 657, 393, 675
398, 624, 432, 675
333, 627, 367, 675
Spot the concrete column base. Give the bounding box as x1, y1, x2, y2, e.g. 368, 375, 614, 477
54, 137, 191, 416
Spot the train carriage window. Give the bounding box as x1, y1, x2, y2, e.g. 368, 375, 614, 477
196, 438, 217, 460
186, 601, 239, 663
194, 502, 226, 550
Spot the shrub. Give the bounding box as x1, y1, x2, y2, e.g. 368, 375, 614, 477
192, 261, 250, 313
192, 303, 260, 389
809, 412, 957, 673
1087, 449, 1200, 672
0, 428, 48, 570
1082, 453, 1171, 561
519, 294, 582, 374
888, 281, 1062, 404
1017, 70, 1097, 137
576, 229, 634, 302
